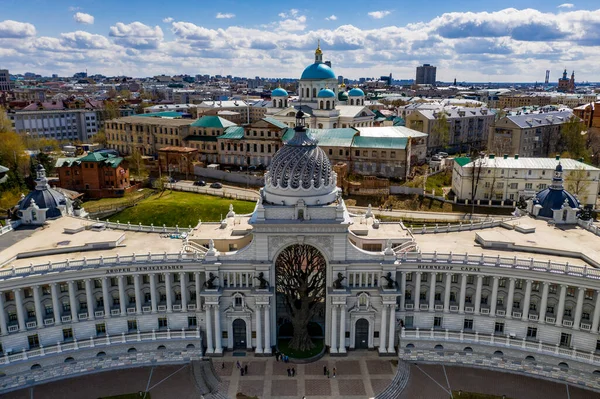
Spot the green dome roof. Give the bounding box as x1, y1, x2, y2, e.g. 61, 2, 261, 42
301, 63, 336, 80
348, 88, 365, 97
317, 88, 336, 98
338, 91, 348, 101
271, 87, 288, 97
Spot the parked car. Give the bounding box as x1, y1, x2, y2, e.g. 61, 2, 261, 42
168, 177, 178, 183
210, 182, 223, 189
437, 152, 449, 158
193, 180, 206, 186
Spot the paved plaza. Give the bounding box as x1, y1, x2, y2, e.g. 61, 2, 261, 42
1, 352, 598, 398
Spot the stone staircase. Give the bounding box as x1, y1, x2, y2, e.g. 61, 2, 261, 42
190, 359, 230, 399
374, 359, 411, 399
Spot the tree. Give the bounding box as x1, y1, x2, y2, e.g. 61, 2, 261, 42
93, 129, 108, 146
469, 154, 486, 218
488, 137, 512, 156
432, 111, 450, 150
128, 147, 148, 180
565, 167, 590, 203
275, 244, 326, 352
103, 101, 121, 120
561, 116, 587, 159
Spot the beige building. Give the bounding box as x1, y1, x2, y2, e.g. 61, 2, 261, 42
0, 69, 13, 91
451, 155, 599, 206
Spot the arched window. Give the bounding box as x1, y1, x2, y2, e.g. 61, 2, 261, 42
326, 101, 330, 110
333, 123, 337, 128
186, 344, 195, 349
406, 343, 415, 348
358, 293, 369, 308
312, 88, 317, 98
463, 347, 473, 353
434, 344, 444, 350
318, 123, 323, 129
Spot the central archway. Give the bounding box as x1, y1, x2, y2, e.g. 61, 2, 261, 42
232, 319, 247, 350
275, 244, 326, 353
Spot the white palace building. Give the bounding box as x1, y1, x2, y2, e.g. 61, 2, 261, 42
1, 112, 600, 394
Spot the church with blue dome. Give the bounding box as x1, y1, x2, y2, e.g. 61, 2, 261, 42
267, 42, 375, 129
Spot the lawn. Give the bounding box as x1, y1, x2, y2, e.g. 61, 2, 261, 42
425, 170, 452, 193
83, 189, 153, 212
451, 392, 513, 399
107, 191, 256, 226
278, 338, 324, 359
100, 393, 151, 399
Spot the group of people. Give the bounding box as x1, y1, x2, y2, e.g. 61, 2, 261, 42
274, 351, 290, 362
323, 365, 337, 378
286, 367, 296, 377
379, 204, 393, 211
235, 361, 249, 376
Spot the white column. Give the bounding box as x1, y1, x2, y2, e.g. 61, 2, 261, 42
379, 304, 387, 353
414, 272, 422, 310
506, 278, 516, 318
443, 273, 452, 313
33, 285, 44, 327
339, 304, 346, 353
573, 287, 585, 330
51, 283, 62, 325
214, 301, 222, 353
68, 281, 78, 322
205, 305, 214, 354
458, 274, 467, 314
400, 272, 407, 310
539, 282, 549, 323
256, 305, 263, 353
521, 280, 532, 321
180, 272, 187, 311
134, 275, 142, 314
194, 272, 201, 309
490, 277, 499, 316
474, 275, 483, 315
101, 278, 110, 318
264, 304, 272, 354
165, 273, 173, 313
387, 303, 396, 353
556, 285, 567, 326
330, 304, 338, 353
118, 276, 126, 316
591, 291, 600, 333
429, 272, 436, 311
14, 289, 26, 332
85, 279, 95, 320
0, 292, 7, 334
150, 274, 157, 313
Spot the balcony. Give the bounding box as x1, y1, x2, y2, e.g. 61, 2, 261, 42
496, 310, 506, 317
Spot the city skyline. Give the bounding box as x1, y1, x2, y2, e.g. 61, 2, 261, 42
1, 1, 599, 82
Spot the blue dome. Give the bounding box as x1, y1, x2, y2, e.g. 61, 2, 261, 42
271, 88, 288, 97
348, 88, 365, 97
19, 187, 67, 219
317, 89, 335, 98
533, 187, 579, 218
301, 63, 336, 80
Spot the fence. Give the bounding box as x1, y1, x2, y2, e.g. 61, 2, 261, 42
0, 220, 21, 237
408, 218, 516, 234
165, 183, 259, 202
193, 166, 264, 186
578, 218, 600, 237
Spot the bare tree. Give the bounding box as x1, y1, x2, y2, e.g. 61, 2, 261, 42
488, 137, 512, 156
565, 167, 591, 204
275, 244, 326, 352
469, 155, 486, 218
432, 111, 450, 150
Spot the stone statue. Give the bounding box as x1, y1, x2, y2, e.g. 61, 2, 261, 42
73, 198, 82, 210
254, 272, 269, 289
208, 239, 215, 251
333, 272, 346, 289
381, 272, 398, 289
204, 272, 218, 289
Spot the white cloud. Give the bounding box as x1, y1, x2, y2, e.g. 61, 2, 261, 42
68, 6, 81, 12
216, 13, 235, 19
326, 15, 337, 21
73, 12, 94, 25
60, 31, 110, 49
109, 21, 163, 49
163, 17, 174, 23
558, 3, 575, 8
368, 10, 392, 19
0, 20, 36, 38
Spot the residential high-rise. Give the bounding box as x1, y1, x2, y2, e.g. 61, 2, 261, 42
415, 64, 437, 85
0, 69, 12, 91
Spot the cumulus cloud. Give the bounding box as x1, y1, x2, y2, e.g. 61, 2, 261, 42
558, 3, 575, 8
73, 12, 94, 25
163, 17, 173, 23
326, 15, 337, 21
109, 21, 163, 49
368, 10, 392, 19
60, 31, 110, 49
216, 13, 235, 19
0, 20, 36, 38
275, 9, 307, 31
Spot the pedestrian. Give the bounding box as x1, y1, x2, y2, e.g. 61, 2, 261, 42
236, 361, 241, 369
287, 368, 291, 377
326, 369, 330, 378
244, 364, 248, 375
222, 362, 225, 369
240, 368, 244, 376
333, 367, 336, 378
292, 367, 296, 377
323, 365, 327, 375
276, 352, 279, 361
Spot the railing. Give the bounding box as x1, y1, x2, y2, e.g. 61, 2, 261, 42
77, 216, 194, 234
400, 327, 600, 365
165, 183, 259, 202
0, 251, 205, 282
399, 251, 596, 279
0, 220, 21, 237
578, 219, 600, 237
409, 219, 517, 234
392, 241, 419, 254
0, 328, 201, 366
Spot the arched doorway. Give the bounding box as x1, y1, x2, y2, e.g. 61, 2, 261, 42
355, 318, 369, 349
275, 244, 326, 354
233, 319, 247, 349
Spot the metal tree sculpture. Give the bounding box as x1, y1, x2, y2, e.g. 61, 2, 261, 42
275, 244, 326, 352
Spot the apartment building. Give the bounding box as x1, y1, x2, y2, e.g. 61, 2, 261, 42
573, 102, 600, 129
0, 69, 13, 91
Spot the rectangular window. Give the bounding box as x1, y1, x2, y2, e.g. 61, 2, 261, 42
406, 273, 413, 282
451, 275, 458, 284
433, 317, 442, 328
158, 317, 168, 328
127, 320, 138, 331
498, 278, 506, 288
549, 284, 557, 294
188, 316, 197, 328
494, 322, 504, 333
96, 323, 106, 336
527, 327, 537, 339
63, 328, 73, 341
464, 319, 473, 330
28, 334, 40, 349
585, 290, 594, 300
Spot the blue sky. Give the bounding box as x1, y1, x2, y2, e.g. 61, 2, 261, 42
1, 0, 599, 81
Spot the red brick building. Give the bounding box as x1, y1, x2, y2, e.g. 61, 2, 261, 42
55, 152, 133, 198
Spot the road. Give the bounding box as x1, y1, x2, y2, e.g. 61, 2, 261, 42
166, 180, 260, 201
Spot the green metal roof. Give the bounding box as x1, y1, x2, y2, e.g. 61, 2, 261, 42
58, 153, 124, 168
184, 135, 218, 142
454, 157, 471, 167
190, 115, 237, 129
139, 111, 183, 118
262, 117, 288, 129
351, 136, 408, 149
309, 128, 358, 147
219, 126, 245, 140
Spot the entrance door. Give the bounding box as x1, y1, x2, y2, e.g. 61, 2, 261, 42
355, 318, 369, 349
233, 319, 246, 350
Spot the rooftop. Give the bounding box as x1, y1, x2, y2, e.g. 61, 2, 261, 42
108, 116, 194, 127
190, 115, 237, 129
458, 156, 599, 171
